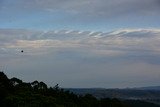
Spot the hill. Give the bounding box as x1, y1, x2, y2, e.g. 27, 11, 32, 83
0, 71, 160, 107
133, 86, 160, 91
67, 88, 160, 105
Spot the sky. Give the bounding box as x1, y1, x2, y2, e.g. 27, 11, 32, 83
0, 0, 160, 88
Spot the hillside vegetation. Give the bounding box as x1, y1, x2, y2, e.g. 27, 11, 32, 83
0, 72, 159, 107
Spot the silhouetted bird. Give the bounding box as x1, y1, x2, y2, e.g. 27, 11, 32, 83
21, 50, 23, 53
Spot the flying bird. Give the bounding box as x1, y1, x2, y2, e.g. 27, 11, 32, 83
21, 50, 24, 53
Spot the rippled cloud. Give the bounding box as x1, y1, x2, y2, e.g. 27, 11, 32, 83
1, 28, 160, 61
1, 28, 160, 88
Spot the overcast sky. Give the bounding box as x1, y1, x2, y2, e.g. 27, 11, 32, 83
0, 0, 160, 88
1, 0, 160, 31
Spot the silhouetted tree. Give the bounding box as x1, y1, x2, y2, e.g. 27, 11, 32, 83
39, 81, 47, 90
0, 72, 158, 107
31, 80, 39, 90
10, 77, 22, 86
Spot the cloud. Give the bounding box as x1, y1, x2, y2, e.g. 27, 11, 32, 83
1, 0, 159, 31
1, 28, 160, 88
1, 28, 160, 60
2, 0, 160, 20
1, 28, 160, 85
1, 0, 160, 88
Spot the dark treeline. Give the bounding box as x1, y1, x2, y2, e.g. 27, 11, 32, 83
0, 72, 159, 107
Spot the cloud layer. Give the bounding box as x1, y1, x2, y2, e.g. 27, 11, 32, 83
1, 28, 160, 57
1, 0, 160, 30
6, 0, 160, 17
1, 28, 160, 88
1, 0, 160, 88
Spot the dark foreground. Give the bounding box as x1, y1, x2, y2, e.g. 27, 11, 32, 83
0, 72, 159, 107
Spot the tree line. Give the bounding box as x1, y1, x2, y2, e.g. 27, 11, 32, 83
0, 72, 159, 107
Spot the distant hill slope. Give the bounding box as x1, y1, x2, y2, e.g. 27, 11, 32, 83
66, 88, 160, 99
133, 86, 160, 91
66, 88, 160, 105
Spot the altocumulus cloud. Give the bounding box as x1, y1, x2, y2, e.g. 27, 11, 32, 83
1, 28, 160, 88
1, 28, 160, 63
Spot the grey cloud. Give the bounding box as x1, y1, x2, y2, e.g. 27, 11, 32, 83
3, 0, 160, 20
1, 28, 160, 61
1, 28, 160, 88
35, 0, 160, 15
1, 28, 160, 46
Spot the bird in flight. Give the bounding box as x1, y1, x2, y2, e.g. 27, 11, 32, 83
21, 50, 24, 53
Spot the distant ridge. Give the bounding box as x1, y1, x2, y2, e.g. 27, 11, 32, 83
66, 86, 160, 105
66, 85, 160, 91
132, 86, 160, 91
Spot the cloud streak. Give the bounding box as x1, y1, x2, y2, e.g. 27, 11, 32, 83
1, 28, 160, 58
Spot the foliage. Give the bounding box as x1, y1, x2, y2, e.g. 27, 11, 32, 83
0, 72, 159, 107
